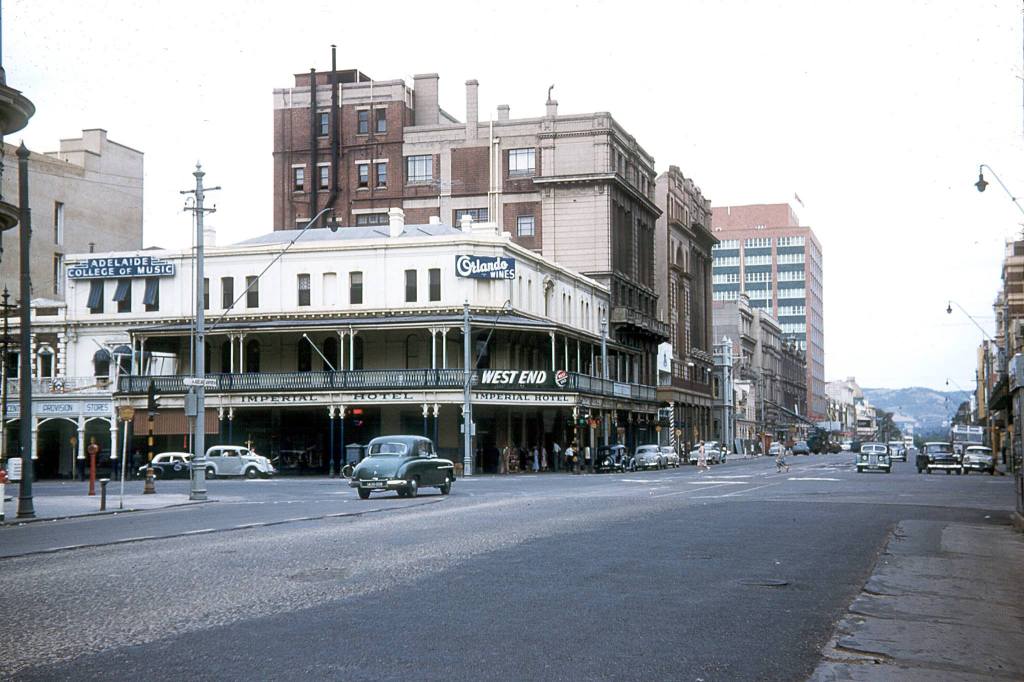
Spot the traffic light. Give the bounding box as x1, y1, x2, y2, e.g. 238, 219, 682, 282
146, 380, 160, 416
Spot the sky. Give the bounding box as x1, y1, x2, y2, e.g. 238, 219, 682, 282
4, 0, 1023, 391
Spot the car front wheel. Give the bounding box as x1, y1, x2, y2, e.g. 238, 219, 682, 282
205, 467, 216, 479
244, 467, 259, 479
407, 478, 418, 498
440, 477, 451, 495
357, 488, 371, 500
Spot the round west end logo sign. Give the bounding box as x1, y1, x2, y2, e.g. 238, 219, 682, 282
554, 370, 568, 388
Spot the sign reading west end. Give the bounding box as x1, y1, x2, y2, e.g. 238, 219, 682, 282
478, 369, 569, 390
455, 255, 516, 280
68, 256, 176, 279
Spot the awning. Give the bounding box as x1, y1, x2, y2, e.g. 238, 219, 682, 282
990, 376, 1010, 412
112, 280, 131, 303
133, 408, 219, 436
143, 278, 159, 306
87, 281, 103, 310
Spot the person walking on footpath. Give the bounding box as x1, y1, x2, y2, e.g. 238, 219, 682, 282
540, 444, 548, 472
697, 440, 710, 473
532, 445, 540, 472
584, 445, 592, 473
566, 443, 577, 474
552, 441, 561, 472
500, 443, 510, 475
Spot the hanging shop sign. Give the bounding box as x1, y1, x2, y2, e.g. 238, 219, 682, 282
455, 255, 516, 280
472, 391, 575, 405
478, 369, 568, 389
68, 256, 176, 279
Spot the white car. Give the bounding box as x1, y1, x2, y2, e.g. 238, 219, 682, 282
634, 445, 664, 470
659, 446, 680, 468
688, 441, 722, 465
203, 445, 276, 479
962, 446, 994, 475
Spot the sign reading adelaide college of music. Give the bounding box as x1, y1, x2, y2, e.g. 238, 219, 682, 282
478, 369, 569, 390
68, 256, 176, 279
455, 255, 516, 280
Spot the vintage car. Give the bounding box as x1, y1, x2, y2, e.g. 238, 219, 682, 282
856, 442, 891, 473
791, 441, 811, 456
688, 441, 722, 465
634, 444, 664, 470
767, 442, 784, 458
917, 441, 961, 474
203, 445, 276, 479
961, 445, 995, 475
348, 435, 454, 499
137, 452, 192, 479
595, 444, 628, 473
887, 440, 907, 462
659, 445, 680, 468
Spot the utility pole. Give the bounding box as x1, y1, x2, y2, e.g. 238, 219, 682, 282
1, 288, 10, 469
181, 163, 219, 501
462, 301, 473, 476
601, 315, 609, 447
15, 143, 33, 518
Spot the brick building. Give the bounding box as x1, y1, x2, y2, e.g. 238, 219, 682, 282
273, 61, 668, 426
709, 203, 824, 420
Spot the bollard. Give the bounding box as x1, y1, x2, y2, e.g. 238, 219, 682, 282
99, 478, 110, 511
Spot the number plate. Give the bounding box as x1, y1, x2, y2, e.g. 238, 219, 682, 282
364, 481, 385, 489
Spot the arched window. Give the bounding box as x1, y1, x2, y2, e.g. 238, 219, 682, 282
245, 339, 260, 373
297, 337, 312, 372
113, 345, 132, 376
93, 348, 111, 378
37, 345, 55, 378
220, 341, 231, 374
352, 336, 364, 370
405, 334, 421, 369
323, 336, 339, 371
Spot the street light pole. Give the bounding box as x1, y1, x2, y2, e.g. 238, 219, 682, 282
601, 314, 609, 447
462, 301, 473, 476
16, 143, 33, 518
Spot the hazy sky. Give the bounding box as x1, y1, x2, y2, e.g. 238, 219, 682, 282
5, 1, 1023, 391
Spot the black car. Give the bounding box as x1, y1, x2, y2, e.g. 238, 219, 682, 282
594, 445, 627, 473
348, 435, 455, 499
137, 452, 193, 479
917, 441, 961, 474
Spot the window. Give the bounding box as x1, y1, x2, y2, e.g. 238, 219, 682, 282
713, 256, 740, 267
745, 271, 771, 283
350, 272, 363, 304
203, 278, 209, 310
713, 272, 740, 284
712, 239, 739, 251
517, 215, 535, 237
744, 237, 771, 248
406, 155, 433, 183
318, 165, 330, 190
87, 281, 104, 313
297, 337, 312, 372
221, 277, 234, 309
357, 163, 369, 188
54, 201, 64, 245
429, 268, 441, 301
245, 339, 260, 373
454, 208, 488, 224
375, 108, 387, 133
297, 273, 311, 306
405, 269, 417, 302
113, 279, 132, 313
777, 236, 805, 247
777, 270, 805, 281
318, 112, 329, 136
744, 254, 771, 266
777, 252, 805, 264
144, 277, 160, 311
322, 272, 337, 305
292, 167, 305, 192
376, 162, 387, 188
508, 148, 536, 176
53, 254, 64, 296
246, 275, 259, 308
355, 213, 388, 226
323, 336, 339, 371
37, 346, 54, 378
357, 109, 369, 134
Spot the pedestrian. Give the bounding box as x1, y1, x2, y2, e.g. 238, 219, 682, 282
566, 443, 576, 474
552, 441, 561, 472
775, 449, 789, 473
697, 440, 709, 473
500, 443, 510, 475
532, 445, 539, 472
541, 444, 548, 472
584, 445, 592, 473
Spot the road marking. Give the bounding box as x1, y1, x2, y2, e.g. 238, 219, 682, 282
652, 482, 738, 498
691, 482, 784, 498
788, 477, 841, 482
182, 528, 216, 534
686, 480, 747, 485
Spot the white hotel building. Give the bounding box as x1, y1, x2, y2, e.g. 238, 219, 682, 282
8, 210, 661, 476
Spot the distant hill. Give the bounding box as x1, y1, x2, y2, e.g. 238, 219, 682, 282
862, 387, 971, 432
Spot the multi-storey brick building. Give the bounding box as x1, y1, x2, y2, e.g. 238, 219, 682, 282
653, 166, 715, 447
709, 203, 824, 420
273, 61, 668, 444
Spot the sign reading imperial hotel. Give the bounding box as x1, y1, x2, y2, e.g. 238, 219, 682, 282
45, 209, 659, 475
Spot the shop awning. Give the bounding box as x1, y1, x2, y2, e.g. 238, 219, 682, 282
143, 278, 159, 306
112, 279, 131, 303
87, 281, 103, 310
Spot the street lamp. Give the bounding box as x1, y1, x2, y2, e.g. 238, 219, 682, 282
974, 164, 1024, 216
946, 300, 994, 341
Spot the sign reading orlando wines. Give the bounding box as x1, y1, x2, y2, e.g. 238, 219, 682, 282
455, 255, 516, 280
68, 256, 176, 279
478, 369, 569, 390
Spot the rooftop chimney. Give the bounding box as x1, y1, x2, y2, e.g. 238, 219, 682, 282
546, 84, 558, 118
388, 207, 406, 238
412, 73, 440, 126
428, 215, 442, 225
497, 104, 510, 122
465, 79, 479, 140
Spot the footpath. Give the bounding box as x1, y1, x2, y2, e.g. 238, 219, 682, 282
810, 518, 1024, 681
1, 484, 204, 525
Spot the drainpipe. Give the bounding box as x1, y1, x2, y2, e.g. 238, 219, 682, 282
309, 68, 319, 226
326, 45, 340, 223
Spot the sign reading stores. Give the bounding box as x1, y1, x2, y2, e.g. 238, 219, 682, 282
479, 369, 568, 390
455, 255, 516, 280
68, 256, 176, 280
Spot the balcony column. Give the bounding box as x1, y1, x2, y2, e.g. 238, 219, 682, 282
563, 335, 569, 371
348, 330, 358, 370
238, 334, 246, 373
441, 328, 450, 369
30, 418, 38, 460
430, 329, 437, 369
432, 403, 440, 448
109, 419, 119, 473
76, 418, 86, 467
549, 331, 556, 371
227, 407, 234, 444
138, 336, 146, 374
576, 338, 581, 373
229, 334, 236, 373
422, 403, 430, 437
336, 330, 347, 371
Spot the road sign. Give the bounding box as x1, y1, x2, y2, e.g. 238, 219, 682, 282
118, 406, 136, 421
183, 377, 217, 388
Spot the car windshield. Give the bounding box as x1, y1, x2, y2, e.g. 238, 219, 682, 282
927, 444, 953, 454
863, 445, 886, 454
966, 447, 991, 455
368, 442, 408, 456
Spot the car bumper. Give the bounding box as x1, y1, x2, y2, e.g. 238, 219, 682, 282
349, 478, 407, 491
927, 463, 961, 470
856, 464, 891, 471
962, 462, 993, 471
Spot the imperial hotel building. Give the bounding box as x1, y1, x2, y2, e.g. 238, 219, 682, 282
709, 203, 824, 420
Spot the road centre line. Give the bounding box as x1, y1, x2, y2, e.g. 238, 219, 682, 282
652, 482, 739, 498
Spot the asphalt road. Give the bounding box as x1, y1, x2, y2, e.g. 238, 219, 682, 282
0, 453, 1014, 681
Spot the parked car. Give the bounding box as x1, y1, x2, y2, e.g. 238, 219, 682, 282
961, 445, 995, 475
792, 441, 811, 456
840, 439, 852, 452
887, 441, 906, 462
659, 445, 680, 468
767, 442, 784, 458
634, 444, 664, 470
137, 452, 192, 479
856, 442, 891, 474
348, 435, 454, 499
917, 441, 961, 474
688, 441, 720, 464
595, 444, 628, 473
204, 445, 276, 479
